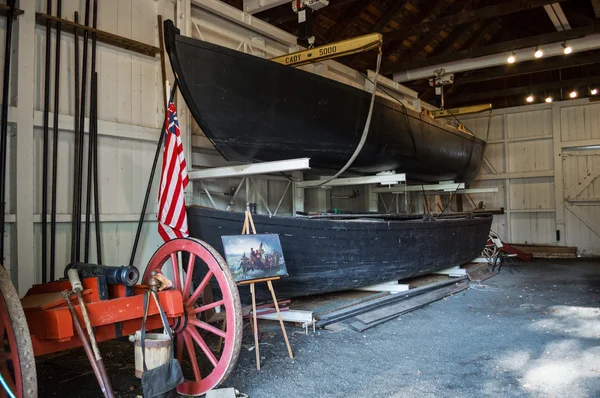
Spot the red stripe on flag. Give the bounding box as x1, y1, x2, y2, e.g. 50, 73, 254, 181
158, 102, 189, 242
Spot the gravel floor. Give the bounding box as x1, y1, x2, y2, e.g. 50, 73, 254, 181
37, 259, 600, 397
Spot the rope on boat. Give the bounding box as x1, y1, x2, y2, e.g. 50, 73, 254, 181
303, 50, 383, 188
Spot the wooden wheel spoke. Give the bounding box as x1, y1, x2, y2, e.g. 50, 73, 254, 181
142, 238, 242, 396
182, 254, 196, 299
189, 319, 227, 339
188, 326, 218, 368
190, 300, 224, 315
182, 331, 202, 382
170, 253, 182, 291
186, 270, 213, 307
0, 364, 15, 391
176, 334, 184, 364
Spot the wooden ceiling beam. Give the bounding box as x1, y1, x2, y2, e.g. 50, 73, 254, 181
592, 0, 600, 18
370, 1, 407, 33
401, 0, 474, 63
326, 1, 371, 43
448, 75, 600, 104
392, 23, 600, 72
383, 0, 446, 58
384, 0, 571, 43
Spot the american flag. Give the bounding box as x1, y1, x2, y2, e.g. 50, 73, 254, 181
158, 101, 189, 241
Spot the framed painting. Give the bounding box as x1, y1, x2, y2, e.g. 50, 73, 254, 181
221, 234, 288, 283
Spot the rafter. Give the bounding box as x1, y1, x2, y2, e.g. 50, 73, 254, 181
370, 1, 407, 33
401, 0, 477, 64
383, 0, 446, 61
326, 1, 371, 43
594, 0, 600, 18
384, 0, 570, 43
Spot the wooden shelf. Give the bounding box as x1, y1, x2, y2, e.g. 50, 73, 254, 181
35, 12, 160, 58
0, 3, 24, 18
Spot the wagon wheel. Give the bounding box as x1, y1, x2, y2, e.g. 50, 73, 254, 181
143, 238, 242, 396
0, 266, 37, 398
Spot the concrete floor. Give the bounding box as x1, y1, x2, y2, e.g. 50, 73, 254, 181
223, 259, 600, 397
37, 259, 600, 397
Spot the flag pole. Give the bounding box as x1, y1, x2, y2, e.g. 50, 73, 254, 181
129, 82, 177, 268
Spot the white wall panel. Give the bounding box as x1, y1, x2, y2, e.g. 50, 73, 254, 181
462, 114, 504, 141
509, 177, 554, 210
560, 103, 600, 142
510, 213, 556, 244
507, 109, 551, 139
508, 139, 553, 173
481, 142, 505, 174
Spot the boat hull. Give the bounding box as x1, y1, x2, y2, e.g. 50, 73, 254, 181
164, 21, 486, 182
187, 207, 492, 302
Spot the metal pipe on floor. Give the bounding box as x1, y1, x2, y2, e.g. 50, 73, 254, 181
0, 0, 16, 265
50, 0, 63, 281
75, 0, 91, 262
41, 0, 53, 282
71, 11, 81, 263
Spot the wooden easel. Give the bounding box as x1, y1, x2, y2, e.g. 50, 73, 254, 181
239, 210, 293, 370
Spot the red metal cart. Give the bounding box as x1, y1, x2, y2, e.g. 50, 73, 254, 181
0, 238, 243, 397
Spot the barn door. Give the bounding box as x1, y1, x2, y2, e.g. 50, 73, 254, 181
562, 148, 600, 256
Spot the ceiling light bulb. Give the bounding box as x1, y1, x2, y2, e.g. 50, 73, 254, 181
507, 52, 516, 64
534, 47, 543, 58
563, 44, 572, 54
526, 95, 534, 103
569, 91, 577, 98
591, 88, 598, 95
545, 96, 553, 103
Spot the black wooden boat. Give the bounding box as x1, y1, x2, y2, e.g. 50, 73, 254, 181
164, 20, 486, 182
188, 207, 492, 302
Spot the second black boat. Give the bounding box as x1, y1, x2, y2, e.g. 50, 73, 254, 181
188, 207, 492, 302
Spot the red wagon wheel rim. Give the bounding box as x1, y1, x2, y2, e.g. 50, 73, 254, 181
0, 292, 20, 397
0, 266, 36, 398
143, 238, 242, 396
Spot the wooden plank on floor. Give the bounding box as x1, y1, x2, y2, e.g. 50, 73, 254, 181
465, 263, 498, 281
315, 277, 467, 327
354, 281, 469, 326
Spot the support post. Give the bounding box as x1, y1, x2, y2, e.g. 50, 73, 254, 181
15, 0, 36, 293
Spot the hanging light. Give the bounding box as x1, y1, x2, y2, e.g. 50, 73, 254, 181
590, 88, 598, 95
526, 95, 534, 103
534, 47, 543, 58
569, 90, 578, 98
562, 42, 572, 55
507, 51, 516, 64
545, 96, 553, 103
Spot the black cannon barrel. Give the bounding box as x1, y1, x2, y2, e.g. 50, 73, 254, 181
65, 262, 140, 286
